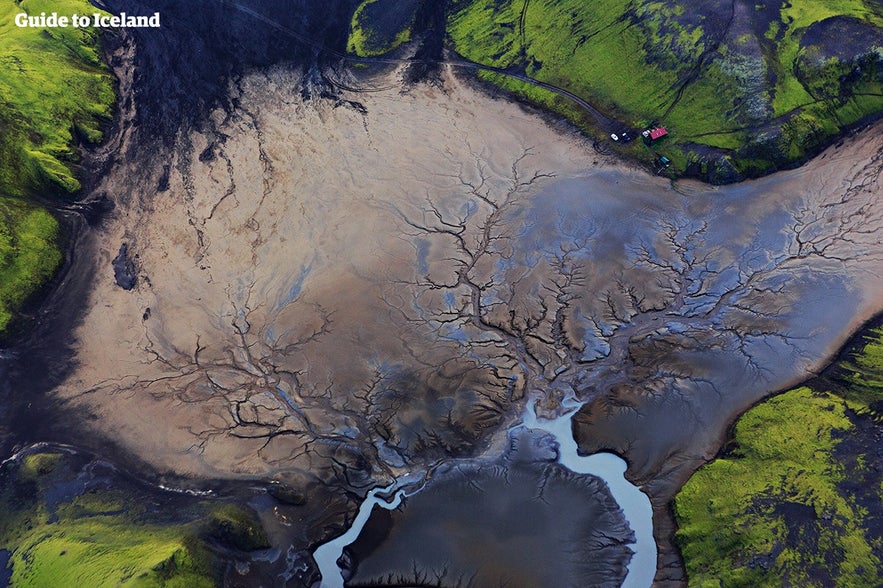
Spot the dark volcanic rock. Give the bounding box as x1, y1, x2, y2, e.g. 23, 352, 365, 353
112, 243, 137, 290
800, 16, 883, 63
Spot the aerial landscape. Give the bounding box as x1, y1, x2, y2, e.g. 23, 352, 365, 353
0, 0, 882, 586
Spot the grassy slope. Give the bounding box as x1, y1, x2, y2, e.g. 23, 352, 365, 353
347, 0, 420, 57
0, 0, 114, 334
674, 326, 883, 586
0, 452, 270, 587
0, 199, 61, 330
446, 0, 883, 180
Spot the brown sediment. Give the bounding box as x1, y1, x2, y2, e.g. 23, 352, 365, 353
51, 58, 883, 585
55, 65, 594, 482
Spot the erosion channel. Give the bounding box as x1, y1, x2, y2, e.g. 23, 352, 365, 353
313, 399, 654, 587
1, 1, 882, 586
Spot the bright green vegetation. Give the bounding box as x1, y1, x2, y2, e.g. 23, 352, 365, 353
0, 0, 114, 194
347, 0, 420, 57
772, 1, 880, 114
446, 0, 883, 181
0, 451, 270, 587
841, 326, 883, 397
674, 326, 883, 586
0, 0, 115, 335
0, 198, 62, 331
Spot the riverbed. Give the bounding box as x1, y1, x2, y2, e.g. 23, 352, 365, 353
0, 9, 880, 582
313, 397, 654, 587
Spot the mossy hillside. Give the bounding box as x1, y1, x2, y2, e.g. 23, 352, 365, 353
201, 503, 271, 553
771, 2, 882, 114
841, 326, 883, 397
447, 0, 883, 180
0, 197, 62, 332
0, 451, 269, 587
0, 0, 115, 335
0, 0, 114, 194
347, 0, 420, 57
673, 326, 883, 586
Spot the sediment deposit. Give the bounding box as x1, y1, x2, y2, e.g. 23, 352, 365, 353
54, 61, 883, 584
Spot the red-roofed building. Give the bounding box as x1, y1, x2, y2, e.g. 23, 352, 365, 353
649, 127, 668, 140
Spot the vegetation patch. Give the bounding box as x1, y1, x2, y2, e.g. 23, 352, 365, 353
0, 197, 62, 332
444, 0, 883, 181
674, 324, 883, 586
0, 450, 268, 587
0, 0, 115, 336
347, 0, 420, 57
840, 326, 883, 398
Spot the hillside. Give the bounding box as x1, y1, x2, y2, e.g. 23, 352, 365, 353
351, 0, 883, 182
674, 324, 883, 585
0, 0, 115, 334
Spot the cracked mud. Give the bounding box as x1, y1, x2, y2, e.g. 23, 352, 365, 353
54, 61, 883, 585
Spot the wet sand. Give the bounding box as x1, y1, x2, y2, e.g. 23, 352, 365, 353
51, 60, 883, 585
344, 464, 632, 588
56, 65, 593, 480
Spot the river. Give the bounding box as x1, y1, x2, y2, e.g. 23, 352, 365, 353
313, 395, 655, 588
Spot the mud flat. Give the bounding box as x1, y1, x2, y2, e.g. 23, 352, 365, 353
331, 426, 634, 588
51, 57, 883, 585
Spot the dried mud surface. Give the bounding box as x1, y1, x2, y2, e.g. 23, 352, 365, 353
54, 61, 883, 584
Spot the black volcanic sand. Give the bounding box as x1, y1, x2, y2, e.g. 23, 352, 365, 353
101, 0, 362, 145
340, 428, 634, 587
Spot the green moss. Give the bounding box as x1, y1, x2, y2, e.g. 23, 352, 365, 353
447, 0, 883, 178
842, 326, 883, 396
675, 389, 878, 585
201, 503, 271, 552
0, 196, 62, 332
0, 0, 115, 335
347, 0, 419, 57
674, 325, 883, 585
0, 452, 272, 587
9, 524, 215, 588
0, 0, 115, 195
18, 452, 64, 478
771, 0, 880, 113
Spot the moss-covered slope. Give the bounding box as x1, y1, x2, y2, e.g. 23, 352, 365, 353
413, 0, 883, 182
0, 0, 115, 334
348, 0, 420, 56
673, 325, 883, 586
0, 450, 269, 587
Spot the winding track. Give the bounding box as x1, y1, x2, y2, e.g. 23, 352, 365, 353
223, 0, 618, 131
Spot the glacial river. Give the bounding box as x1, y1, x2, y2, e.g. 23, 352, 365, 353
313, 396, 656, 588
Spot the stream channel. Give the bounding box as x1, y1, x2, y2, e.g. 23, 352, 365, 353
312, 397, 656, 588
